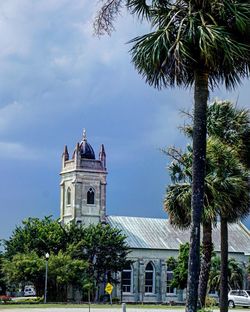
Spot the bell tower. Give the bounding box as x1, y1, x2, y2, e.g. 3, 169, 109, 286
60, 130, 107, 226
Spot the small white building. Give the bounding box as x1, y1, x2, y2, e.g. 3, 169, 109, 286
60, 131, 250, 303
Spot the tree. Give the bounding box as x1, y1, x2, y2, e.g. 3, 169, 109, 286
170, 243, 190, 291
0, 252, 6, 295
164, 101, 250, 309
4, 216, 67, 259
47, 251, 88, 301
2, 252, 45, 296
67, 223, 131, 301
205, 101, 250, 312
2, 218, 130, 302
209, 256, 244, 293
2, 251, 88, 300
165, 138, 249, 308
166, 257, 177, 271
95, 2, 250, 311
208, 255, 221, 294
228, 258, 244, 290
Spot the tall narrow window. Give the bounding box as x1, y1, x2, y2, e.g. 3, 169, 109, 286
66, 187, 71, 205
87, 188, 95, 205
122, 264, 133, 293
166, 271, 175, 294
145, 262, 154, 293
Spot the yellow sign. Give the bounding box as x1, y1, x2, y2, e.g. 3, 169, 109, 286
105, 282, 113, 294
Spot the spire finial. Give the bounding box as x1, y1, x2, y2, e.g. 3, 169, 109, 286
83, 129, 87, 141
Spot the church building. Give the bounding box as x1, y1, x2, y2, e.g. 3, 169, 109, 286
60, 131, 250, 303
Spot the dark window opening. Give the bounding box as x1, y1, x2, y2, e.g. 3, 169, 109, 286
145, 262, 154, 293
87, 188, 95, 205
122, 264, 132, 293
166, 271, 175, 294
67, 188, 71, 205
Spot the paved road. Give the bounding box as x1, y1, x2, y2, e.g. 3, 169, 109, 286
0, 308, 249, 312
0, 309, 182, 312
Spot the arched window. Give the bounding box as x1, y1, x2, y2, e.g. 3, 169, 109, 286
122, 263, 133, 293
87, 187, 95, 205
145, 262, 154, 293
66, 187, 71, 205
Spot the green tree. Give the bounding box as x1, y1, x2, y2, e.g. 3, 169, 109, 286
2, 218, 130, 302
4, 216, 67, 259
164, 101, 250, 308
95, 2, 250, 311
67, 223, 131, 301
171, 243, 189, 290
209, 256, 244, 292
208, 255, 221, 293
166, 257, 177, 271
204, 101, 250, 312
2, 252, 44, 296
2, 251, 88, 300
0, 252, 6, 295
165, 138, 249, 307
228, 258, 244, 290
47, 251, 88, 301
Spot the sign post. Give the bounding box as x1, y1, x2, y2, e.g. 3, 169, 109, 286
105, 282, 113, 305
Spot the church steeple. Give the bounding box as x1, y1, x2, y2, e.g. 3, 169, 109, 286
60, 130, 107, 226
62, 145, 69, 167
99, 144, 106, 170
79, 129, 95, 160
82, 128, 87, 141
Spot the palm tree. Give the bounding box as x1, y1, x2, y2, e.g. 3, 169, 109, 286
164, 145, 213, 309
205, 101, 250, 312
95, 2, 250, 310
209, 256, 244, 293
165, 101, 250, 306
208, 255, 221, 294
165, 101, 250, 309
164, 137, 249, 308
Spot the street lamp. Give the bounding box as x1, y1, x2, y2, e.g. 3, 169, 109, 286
83, 248, 97, 312
44, 252, 49, 304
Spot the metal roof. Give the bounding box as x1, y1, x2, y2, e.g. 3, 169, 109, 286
107, 216, 250, 254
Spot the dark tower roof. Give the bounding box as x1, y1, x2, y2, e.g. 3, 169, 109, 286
79, 129, 95, 160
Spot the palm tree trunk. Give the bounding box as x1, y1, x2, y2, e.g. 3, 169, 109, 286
186, 70, 208, 312
220, 217, 228, 312
198, 221, 213, 308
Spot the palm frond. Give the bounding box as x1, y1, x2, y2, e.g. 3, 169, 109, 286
164, 183, 192, 229
94, 0, 124, 36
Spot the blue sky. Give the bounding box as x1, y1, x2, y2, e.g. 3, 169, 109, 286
0, 1, 249, 240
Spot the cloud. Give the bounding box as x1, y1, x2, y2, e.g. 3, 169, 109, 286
0, 101, 23, 131
0, 141, 39, 160
0, 2, 143, 136
0, 139, 60, 162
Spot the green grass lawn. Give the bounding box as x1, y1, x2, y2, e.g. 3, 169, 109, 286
0, 303, 186, 309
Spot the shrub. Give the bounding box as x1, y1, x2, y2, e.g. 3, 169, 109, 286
112, 297, 120, 303
205, 296, 217, 307
0, 295, 12, 304
11, 296, 43, 304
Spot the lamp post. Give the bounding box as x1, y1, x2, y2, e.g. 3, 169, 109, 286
44, 252, 49, 304
83, 248, 97, 312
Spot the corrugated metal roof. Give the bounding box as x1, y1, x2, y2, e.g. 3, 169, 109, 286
107, 216, 250, 254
